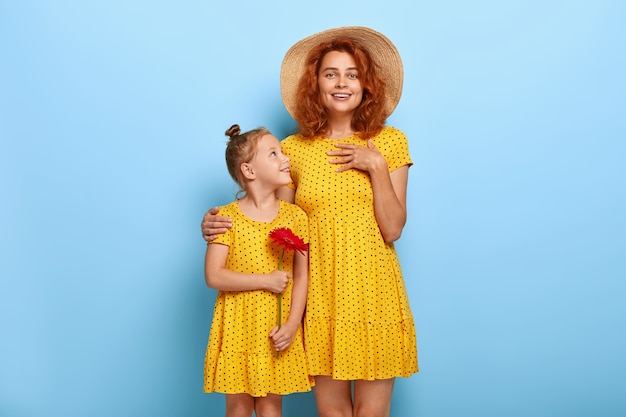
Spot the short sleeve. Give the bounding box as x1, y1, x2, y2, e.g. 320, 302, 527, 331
209, 205, 235, 248
379, 126, 413, 172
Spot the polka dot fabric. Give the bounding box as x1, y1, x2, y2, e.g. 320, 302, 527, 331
203, 200, 313, 396
282, 126, 419, 380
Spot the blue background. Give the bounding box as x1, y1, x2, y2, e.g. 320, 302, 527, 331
1, 1, 624, 416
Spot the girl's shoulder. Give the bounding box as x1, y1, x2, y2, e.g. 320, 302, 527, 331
280, 199, 308, 219
218, 201, 239, 218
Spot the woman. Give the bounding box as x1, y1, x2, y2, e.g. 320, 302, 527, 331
203, 27, 418, 417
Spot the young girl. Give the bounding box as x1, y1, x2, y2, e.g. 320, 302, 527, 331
203, 124, 311, 417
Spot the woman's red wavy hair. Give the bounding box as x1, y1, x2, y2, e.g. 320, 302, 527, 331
293, 37, 387, 140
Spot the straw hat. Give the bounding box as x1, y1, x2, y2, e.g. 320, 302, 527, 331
280, 26, 404, 119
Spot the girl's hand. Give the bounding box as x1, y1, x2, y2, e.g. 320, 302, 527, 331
327, 139, 387, 173
264, 270, 290, 294
269, 321, 297, 352
201, 207, 232, 241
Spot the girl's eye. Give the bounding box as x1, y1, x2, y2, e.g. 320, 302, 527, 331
348, 73, 358, 79
325, 73, 335, 78
270, 151, 276, 157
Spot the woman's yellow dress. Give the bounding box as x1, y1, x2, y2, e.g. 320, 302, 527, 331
282, 126, 419, 380
203, 200, 312, 396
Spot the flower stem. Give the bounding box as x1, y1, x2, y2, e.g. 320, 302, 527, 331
276, 249, 284, 359
276, 293, 282, 359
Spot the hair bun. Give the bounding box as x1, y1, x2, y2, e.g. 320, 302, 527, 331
225, 124, 241, 138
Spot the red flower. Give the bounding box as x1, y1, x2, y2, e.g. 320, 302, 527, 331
268, 227, 308, 359
269, 227, 309, 256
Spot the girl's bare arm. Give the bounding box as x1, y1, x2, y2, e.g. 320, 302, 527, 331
204, 243, 289, 293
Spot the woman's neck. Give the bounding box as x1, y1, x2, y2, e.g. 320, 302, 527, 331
327, 128, 355, 139
326, 114, 354, 139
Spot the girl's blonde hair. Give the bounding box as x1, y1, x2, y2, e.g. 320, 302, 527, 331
224, 124, 270, 191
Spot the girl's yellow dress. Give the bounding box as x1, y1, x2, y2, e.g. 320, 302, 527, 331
282, 126, 419, 380
203, 200, 312, 396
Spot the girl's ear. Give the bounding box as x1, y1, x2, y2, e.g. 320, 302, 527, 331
241, 162, 255, 180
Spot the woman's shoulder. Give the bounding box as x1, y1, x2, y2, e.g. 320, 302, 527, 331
281, 134, 315, 157
379, 125, 406, 137
281, 133, 306, 145
373, 126, 408, 146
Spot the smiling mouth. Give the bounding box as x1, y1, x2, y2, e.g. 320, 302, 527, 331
332, 93, 351, 98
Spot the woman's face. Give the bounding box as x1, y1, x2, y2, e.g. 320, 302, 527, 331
317, 50, 363, 116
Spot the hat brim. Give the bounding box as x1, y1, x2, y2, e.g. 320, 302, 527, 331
280, 26, 404, 120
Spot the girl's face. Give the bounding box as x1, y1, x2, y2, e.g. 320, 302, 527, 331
248, 134, 291, 187
317, 50, 363, 117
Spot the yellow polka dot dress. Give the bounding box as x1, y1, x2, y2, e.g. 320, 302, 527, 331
203, 200, 312, 396
281, 126, 419, 380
